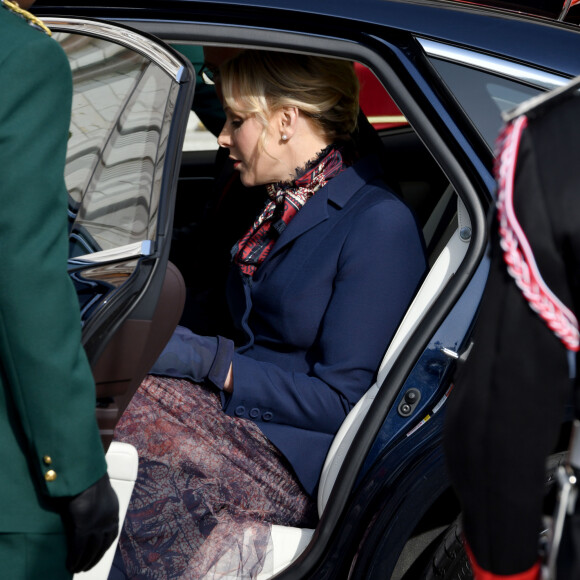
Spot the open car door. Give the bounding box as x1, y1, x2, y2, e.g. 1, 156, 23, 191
46, 17, 195, 448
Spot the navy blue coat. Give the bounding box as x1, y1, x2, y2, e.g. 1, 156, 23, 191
224, 156, 427, 495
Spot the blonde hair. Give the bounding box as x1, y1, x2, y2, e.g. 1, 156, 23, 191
220, 51, 359, 147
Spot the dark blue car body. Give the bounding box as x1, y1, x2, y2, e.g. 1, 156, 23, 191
32, 1, 580, 577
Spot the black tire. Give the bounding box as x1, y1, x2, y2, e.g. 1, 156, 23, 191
420, 515, 472, 580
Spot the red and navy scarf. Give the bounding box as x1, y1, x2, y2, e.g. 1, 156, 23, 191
233, 146, 346, 277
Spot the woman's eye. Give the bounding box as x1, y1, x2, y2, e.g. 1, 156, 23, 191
231, 118, 243, 129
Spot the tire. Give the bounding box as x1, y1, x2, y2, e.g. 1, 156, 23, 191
420, 452, 567, 580
421, 515, 472, 580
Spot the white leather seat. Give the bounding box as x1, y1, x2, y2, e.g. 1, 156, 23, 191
73, 442, 138, 580
266, 194, 471, 575
256, 527, 316, 579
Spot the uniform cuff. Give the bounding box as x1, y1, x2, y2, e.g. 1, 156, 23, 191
465, 542, 541, 580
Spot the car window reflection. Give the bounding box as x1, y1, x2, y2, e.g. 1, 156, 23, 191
54, 32, 179, 256
429, 57, 543, 148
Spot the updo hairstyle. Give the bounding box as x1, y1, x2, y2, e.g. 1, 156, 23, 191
220, 50, 359, 147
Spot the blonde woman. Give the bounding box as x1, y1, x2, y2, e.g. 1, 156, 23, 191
114, 50, 427, 579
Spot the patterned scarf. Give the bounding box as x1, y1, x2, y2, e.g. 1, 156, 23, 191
233, 146, 346, 277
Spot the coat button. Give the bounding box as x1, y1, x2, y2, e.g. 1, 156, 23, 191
45, 470, 57, 482
43, 456, 52, 465
262, 412, 273, 421
235, 405, 246, 417
249, 408, 260, 419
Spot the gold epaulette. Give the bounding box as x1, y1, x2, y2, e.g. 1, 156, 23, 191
1, 0, 51, 36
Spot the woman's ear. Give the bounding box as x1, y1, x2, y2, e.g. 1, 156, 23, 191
278, 106, 299, 141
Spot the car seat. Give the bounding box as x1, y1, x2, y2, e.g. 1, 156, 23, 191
73, 441, 138, 580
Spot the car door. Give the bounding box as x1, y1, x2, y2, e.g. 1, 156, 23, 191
44, 17, 195, 448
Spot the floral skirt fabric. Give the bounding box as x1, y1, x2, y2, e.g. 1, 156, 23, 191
113, 375, 317, 579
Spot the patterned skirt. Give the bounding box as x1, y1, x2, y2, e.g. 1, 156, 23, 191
113, 375, 318, 579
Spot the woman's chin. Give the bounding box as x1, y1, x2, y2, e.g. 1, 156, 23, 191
239, 173, 258, 188
237, 169, 273, 188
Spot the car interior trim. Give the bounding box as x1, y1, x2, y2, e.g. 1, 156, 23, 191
418, 37, 569, 90
43, 17, 186, 81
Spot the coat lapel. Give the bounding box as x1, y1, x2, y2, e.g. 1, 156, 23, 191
262, 156, 382, 261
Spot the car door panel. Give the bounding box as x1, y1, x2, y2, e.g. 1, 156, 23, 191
46, 18, 195, 448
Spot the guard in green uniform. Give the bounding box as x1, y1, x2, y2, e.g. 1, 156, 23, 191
0, 1, 118, 577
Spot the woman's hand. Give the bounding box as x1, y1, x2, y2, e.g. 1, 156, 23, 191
223, 364, 234, 393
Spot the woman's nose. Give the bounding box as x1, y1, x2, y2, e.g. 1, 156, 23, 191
217, 126, 231, 148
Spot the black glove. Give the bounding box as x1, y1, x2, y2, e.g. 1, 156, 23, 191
61, 473, 119, 573
150, 325, 234, 389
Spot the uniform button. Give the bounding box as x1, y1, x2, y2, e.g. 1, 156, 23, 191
262, 412, 273, 421
43, 456, 52, 465
249, 408, 260, 419
45, 470, 57, 482
235, 405, 246, 417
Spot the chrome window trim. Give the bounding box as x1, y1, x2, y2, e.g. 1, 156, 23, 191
418, 38, 569, 91
73, 240, 154, 264
68, 240, 154, 272
44, 18, 186, 82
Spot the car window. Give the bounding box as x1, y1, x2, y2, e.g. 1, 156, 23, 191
428, 57, 542, 148
354, 62, 407, 130
420, 38, 570, 150
54, 32, 182, 257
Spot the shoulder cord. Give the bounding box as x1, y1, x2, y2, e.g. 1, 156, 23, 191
495, 114, 580, 352
1, 0, 51, 35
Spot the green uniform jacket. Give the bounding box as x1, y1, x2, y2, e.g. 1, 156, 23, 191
0, 6, 107, 533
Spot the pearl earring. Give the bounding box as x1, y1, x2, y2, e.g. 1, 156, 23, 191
281, 134, 288, 141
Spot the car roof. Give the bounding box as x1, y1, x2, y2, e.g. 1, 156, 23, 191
34, 0, 569, 21
31, 0, 573, 29
34, 0, 580, 77
443, 0, 567, 19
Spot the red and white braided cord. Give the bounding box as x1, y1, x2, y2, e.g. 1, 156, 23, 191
495, 114, 579, 352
